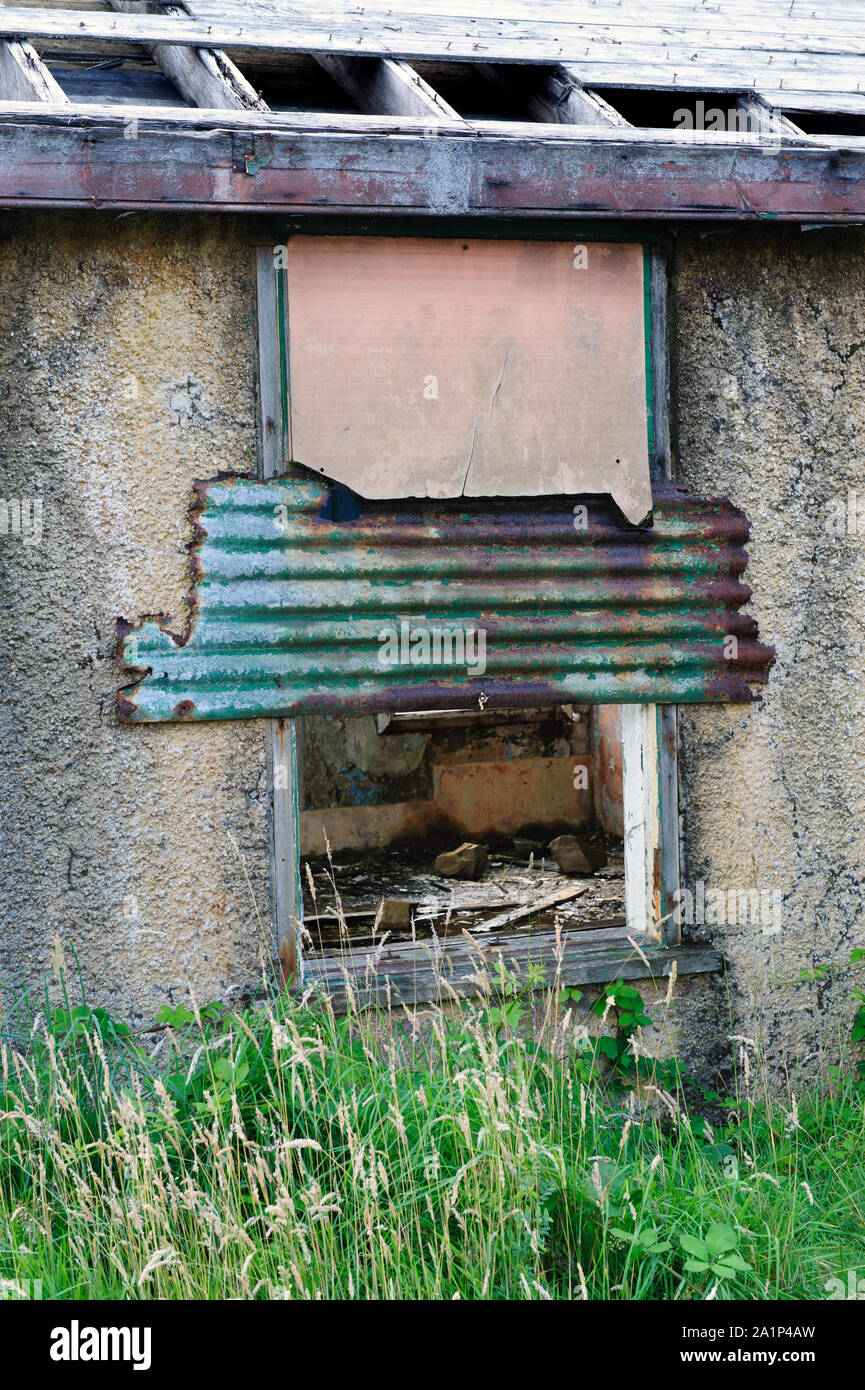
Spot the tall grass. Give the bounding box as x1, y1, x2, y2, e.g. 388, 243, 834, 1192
0, 951, 863, 1301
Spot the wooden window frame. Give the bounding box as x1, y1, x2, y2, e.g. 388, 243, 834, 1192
255, 233, 694, 1002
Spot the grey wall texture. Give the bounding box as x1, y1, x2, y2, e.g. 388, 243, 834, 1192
1, 213, 863, 1083
673, 224, 865, 1082
0, 212, 271, 1025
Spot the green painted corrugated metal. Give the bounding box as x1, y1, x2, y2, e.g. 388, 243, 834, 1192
117, 476, 774, 721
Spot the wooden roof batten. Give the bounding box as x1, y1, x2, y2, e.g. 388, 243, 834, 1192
0, 2, 860, 222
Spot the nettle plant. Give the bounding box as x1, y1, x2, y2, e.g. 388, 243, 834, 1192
590, 980, 654, 1076
482, 967, 681, 1094
678, 1223, 752, 1285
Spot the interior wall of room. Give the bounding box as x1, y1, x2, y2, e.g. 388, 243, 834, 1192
297, 709, 592, 855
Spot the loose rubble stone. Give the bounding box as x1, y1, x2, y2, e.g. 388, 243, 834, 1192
548, 835, 607, 876
434, 842, 489, 880
512, 837, 545, 860
376, 898, 416, 930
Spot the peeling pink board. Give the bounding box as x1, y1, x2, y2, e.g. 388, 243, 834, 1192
283, 235, 651, 524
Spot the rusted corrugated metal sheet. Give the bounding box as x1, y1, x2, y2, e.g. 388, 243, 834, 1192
117, 476, 774, 721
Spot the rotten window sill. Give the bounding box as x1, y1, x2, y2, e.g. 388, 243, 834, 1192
297, 927, 724, 1013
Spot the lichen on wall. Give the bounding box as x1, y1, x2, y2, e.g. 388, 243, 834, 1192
0, 211, 271, 1025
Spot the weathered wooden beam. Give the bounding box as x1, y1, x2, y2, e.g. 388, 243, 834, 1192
0, 108, 861, 222
255, 246, 302, 986
108, 1, 267, 111
0, 38, 67, 103
315, 55, 461, 121
554, 70, 632, 128
302, 934, 724, 1012
658, 704, 681, 946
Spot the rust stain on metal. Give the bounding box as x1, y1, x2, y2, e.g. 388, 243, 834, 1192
117, 474, 775, 721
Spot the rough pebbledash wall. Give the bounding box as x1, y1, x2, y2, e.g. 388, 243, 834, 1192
1, 212, 864, 1081
0, 212, 271, 1024
672, 224, 865, 1080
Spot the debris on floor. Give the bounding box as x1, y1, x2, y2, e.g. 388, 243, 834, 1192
302, 838, 624, 954
475, 882, 589, 932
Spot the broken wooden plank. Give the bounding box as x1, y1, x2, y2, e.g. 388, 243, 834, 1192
108, 1, 268, 111
476, 882, 590, 933
0, 38, 67, 102
308, 919, 630, 972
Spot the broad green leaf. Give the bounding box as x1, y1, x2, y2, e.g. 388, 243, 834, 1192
680, 1233, 708, 1259
716, 1253, 751, 1274
704, 1223, 738, 1257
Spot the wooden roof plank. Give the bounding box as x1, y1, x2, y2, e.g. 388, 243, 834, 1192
183, 0, 865, 52
0, 10, 862, 99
